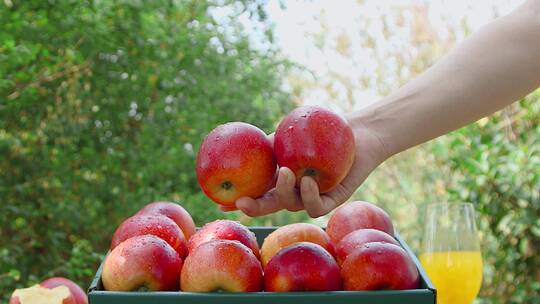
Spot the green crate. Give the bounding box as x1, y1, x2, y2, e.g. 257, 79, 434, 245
88, 227, 436, 304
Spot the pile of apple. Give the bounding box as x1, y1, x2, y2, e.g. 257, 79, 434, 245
98, 200, 419, 292
101, 105, 418, 292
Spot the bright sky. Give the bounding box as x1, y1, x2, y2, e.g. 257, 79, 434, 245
265, 0, 525, 112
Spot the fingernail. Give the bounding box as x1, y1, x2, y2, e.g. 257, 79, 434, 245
236, 199, 250, 212
282, 168, 290, 186
301, 176, 309, 190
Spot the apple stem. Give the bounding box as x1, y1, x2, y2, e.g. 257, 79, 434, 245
304, 168, 317, 177
221, 181, 233, 190
137, 285, 150, 292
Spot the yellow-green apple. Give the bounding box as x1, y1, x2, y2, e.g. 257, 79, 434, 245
137, 201, 196, 240
264, 242, 341, 292
196, 122, 276, 206
335, 229, 399, 266
102, 235, 182, 291
181, 240, 263, 292
41, 278, 88, 304
9, 285, 75, 304
111, 214, 188, 258
188, 219, 260, 259
260, 223, 333, 267
341, 242, 420, 290
327, 201, 394, 244
274, 106, 355, 193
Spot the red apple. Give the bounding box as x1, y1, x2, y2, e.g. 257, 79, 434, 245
327, 201, 394, 244
341, 242, 420, 291
274, 105, 355, 193
110, 214, 188, 258
9, 284, 75, 304
181, 240, 263, 292
264, 242, 341, 292
137, 201, 196, 240
335, 229, 399, 265
260, 223, 333, 267
196, 122, 276, 206
102, 235, 182, 291
41, 278, 88, 304
188, 219, 260, 259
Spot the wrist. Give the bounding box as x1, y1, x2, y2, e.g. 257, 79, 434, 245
346, 108, 393, 166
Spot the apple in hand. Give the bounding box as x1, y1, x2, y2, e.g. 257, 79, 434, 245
335, 229, 399, 265
260, 223, 333, 267
41, 278, 88, 304
341, 242, 420, 291
188, 219, 260, 259
274, 105, 355, 193
137, 201, 196, 240
327, 201, 394, 244
111, 214, 188, 258
196, 122, 276, 206
264, 242, 341, 292
9, 285, 75, 304
181, 240, 263, 292
102, 235, 182, 291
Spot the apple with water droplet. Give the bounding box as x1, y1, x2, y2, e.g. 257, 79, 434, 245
110, 214, 188, 259
264, 242, 341, 292
327, 201, 395, 244
260, 223, 333, 267
102, 235, 183, 291
274, 106, 355, 194
137, 201, 196, 240
181, 240, 263, 292
188, 219, 260, 259
341, 242, 420, 291
196, 122, 276, 207
335, 228, 399, 266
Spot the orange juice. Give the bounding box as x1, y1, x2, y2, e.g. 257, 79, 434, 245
420, 251, 483, 304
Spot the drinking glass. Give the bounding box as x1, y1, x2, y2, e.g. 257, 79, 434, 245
420, 202, 483, 304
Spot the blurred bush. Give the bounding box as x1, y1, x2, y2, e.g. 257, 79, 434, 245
355, 95, 540, 303
442, 95, 540, 303
0, 0, 293, 300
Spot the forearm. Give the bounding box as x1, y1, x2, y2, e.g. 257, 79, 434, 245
352, 0, 540, 158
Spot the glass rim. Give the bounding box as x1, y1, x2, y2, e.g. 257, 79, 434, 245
424, 202, 476, 217
426, 202, 475, 209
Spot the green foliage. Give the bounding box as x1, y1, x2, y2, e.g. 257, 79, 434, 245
0, 0, 292, 300
441, 95, 540, 303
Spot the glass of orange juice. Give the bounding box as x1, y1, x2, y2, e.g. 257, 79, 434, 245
420, 202, 483, 304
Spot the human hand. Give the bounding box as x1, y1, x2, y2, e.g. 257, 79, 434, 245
220, 115, 389, 218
